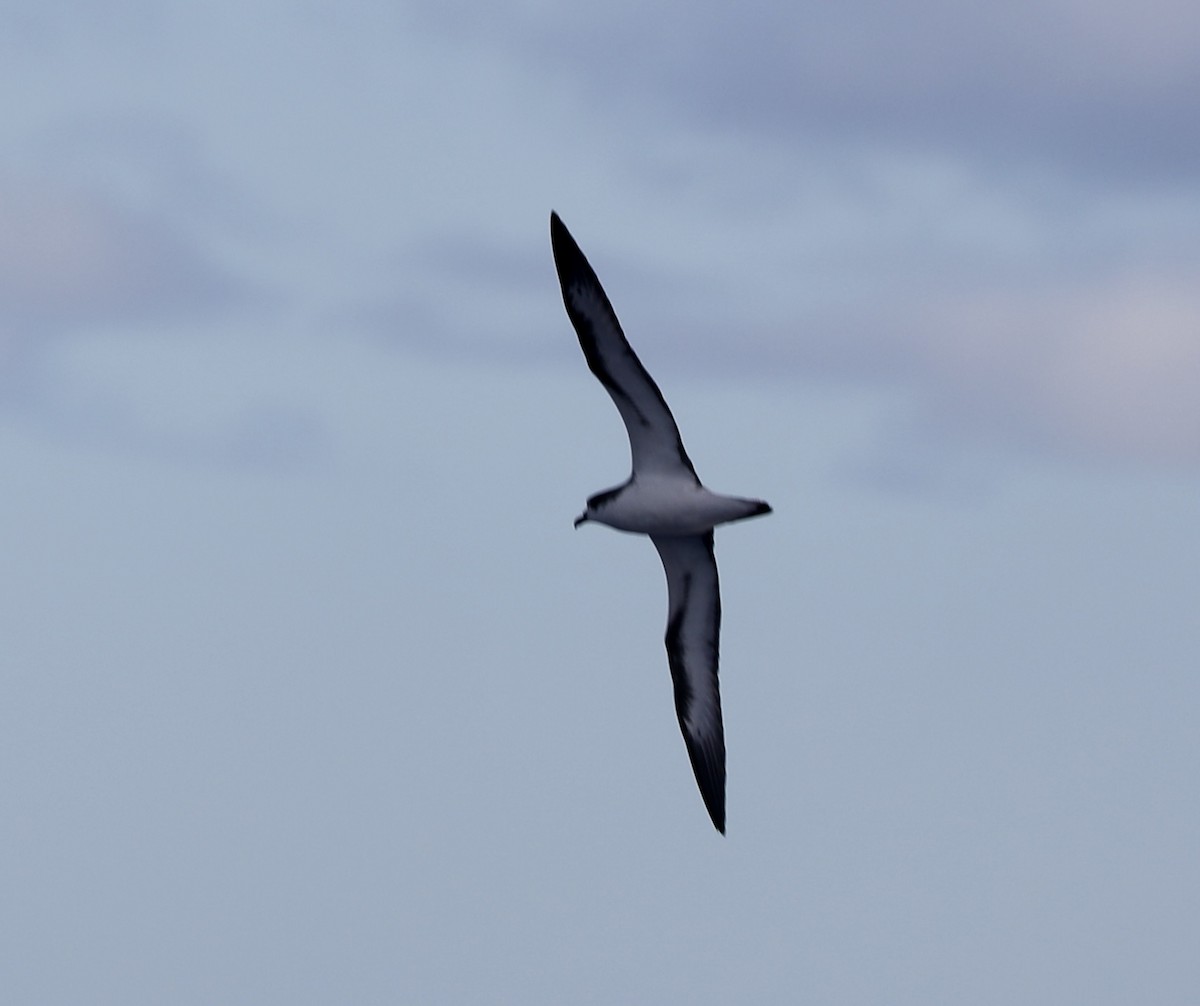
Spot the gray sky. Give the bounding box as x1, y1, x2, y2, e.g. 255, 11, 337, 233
3, 3, 1199, 1003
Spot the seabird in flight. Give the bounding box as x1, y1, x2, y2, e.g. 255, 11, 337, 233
550, 211, 772, 833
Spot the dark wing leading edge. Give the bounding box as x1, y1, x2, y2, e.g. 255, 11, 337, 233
550, 212, 699, 482
651, 532, 726, 833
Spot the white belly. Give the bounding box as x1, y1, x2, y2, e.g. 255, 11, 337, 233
592, 480, 758, 535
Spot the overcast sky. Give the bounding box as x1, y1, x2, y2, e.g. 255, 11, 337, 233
3, 3, 1199, 1003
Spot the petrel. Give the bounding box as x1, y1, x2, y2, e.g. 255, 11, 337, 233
550, 211, 772, 833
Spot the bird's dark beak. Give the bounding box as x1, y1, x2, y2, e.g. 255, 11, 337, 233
573, 513, 588, 528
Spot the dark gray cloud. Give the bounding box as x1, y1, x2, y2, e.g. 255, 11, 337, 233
389, 1, 1200, 466
412, 0, 1200, 185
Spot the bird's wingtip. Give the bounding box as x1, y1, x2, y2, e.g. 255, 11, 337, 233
707, 806, 726, 834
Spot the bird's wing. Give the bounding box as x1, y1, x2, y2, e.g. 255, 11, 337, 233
551, 212, 699, 482
651, 532, 726, 833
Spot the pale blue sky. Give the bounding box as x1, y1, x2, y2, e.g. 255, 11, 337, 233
3, 3, 1199, 1003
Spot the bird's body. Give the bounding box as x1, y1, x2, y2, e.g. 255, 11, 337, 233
550, 211, 771, 833
580, 475, 771, 537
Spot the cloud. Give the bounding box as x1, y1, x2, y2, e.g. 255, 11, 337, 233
350, 229, 568, 362
13, 3, 1186, 470
916, 272, 1200, 463
394, 0, 1200, 468
0, 176, 313, 467
378, 142, 1200, 463
0, 178, 243, 335
35, 390, 327, 471
413, 0, 1200, 184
